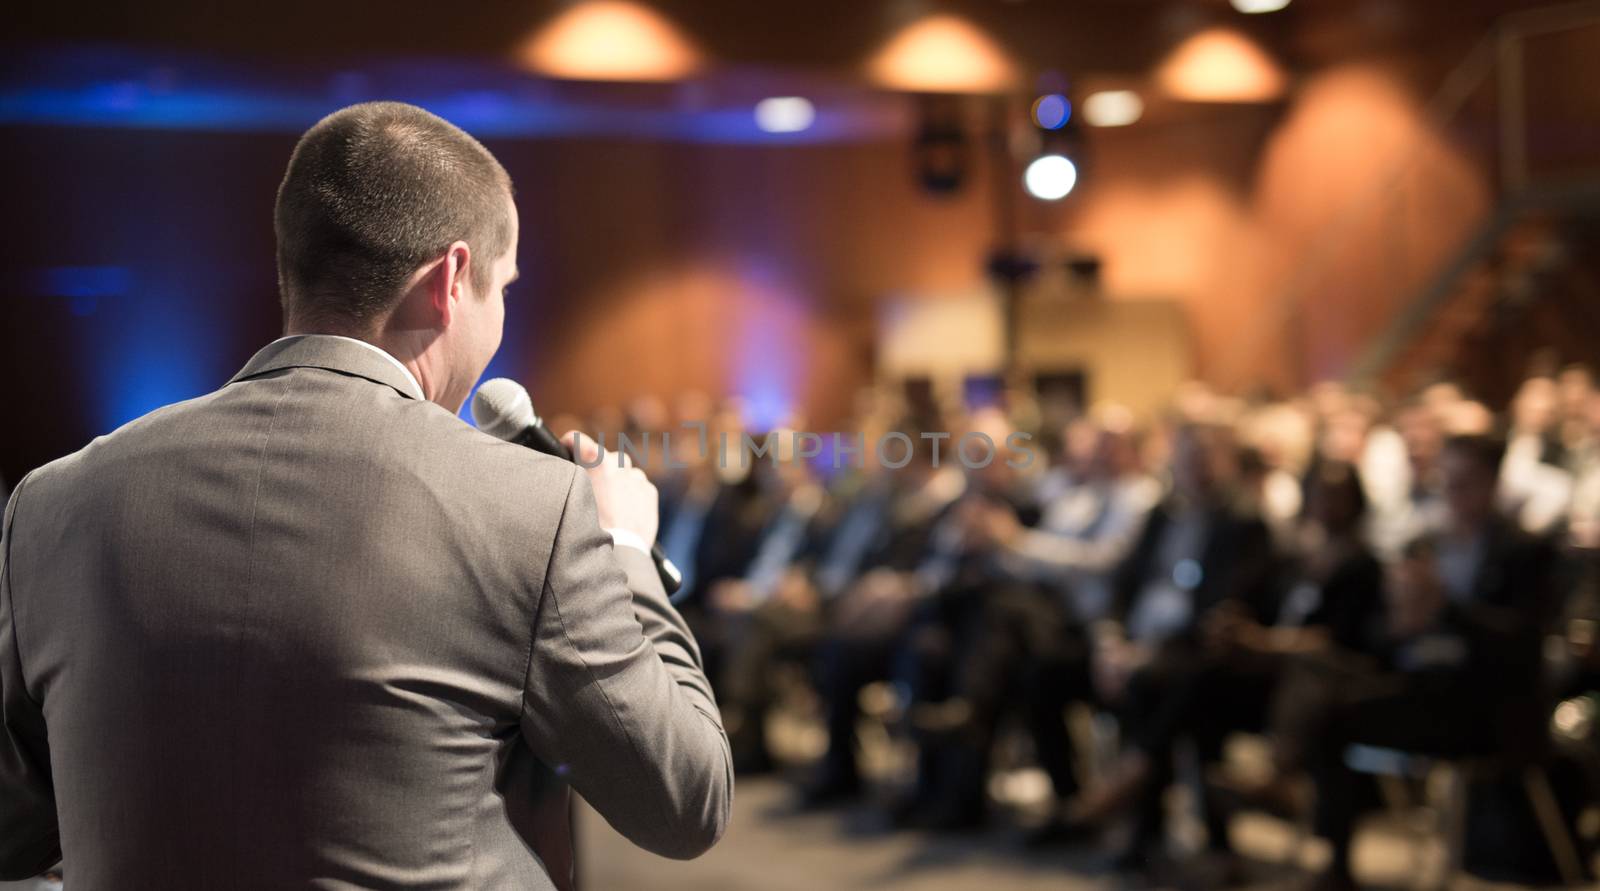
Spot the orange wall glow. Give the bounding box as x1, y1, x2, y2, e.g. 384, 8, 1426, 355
517, 0, 700, 82
1247, 64, 1490, 383
866, 14, 1019, 94
1057, 61, 1491, 390
1155, 27, 1287, 102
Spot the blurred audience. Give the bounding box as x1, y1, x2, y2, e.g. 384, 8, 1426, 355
584, 365, 1600, 887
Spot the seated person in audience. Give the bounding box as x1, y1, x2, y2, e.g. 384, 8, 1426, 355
1073, 422, 1280, 865
701, 440, 832, 772
689, 394, 912, 774
673, 458, 781, 679
799, 421, 970, 806
1365, 397, 1447, 559
1565, 384, 1600, 549
1059, 460, 1385, 869
932, 414, 1159, 841
651, 392, 717, 546
877, 411, 1057, 830
1318, 389, 1410, 549
1257, 434, 1558, 891
1501, 374, 1575, 535
984, 412, 1160, 623
1237, 402, 1313, 545
1561, 387, 1600, 697
666, 422, 809, 721
657, 400, 764, 608
1556, 363, 1594, 460
1554, 567, 1600, 702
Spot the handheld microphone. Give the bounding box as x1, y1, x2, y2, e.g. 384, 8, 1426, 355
472, 378, 683, 595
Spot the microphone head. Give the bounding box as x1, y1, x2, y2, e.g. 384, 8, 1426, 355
472, 378, 539, 442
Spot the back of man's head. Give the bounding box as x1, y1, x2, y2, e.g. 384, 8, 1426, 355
275, 101, 512, 332
1441, 432, 1506, 480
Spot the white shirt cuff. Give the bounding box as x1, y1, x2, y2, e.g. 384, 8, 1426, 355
605, 527, 652, 556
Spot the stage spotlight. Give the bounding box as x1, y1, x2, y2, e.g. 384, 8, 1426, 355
1082, 90, 1143, 127
1031, 93, 1071, 130
1023, 154, 1077, 200
754, 97, 815, 133
1231, 0, 1290, 11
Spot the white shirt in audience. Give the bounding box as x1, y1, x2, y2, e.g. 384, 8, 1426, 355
999, 470, 1160, 623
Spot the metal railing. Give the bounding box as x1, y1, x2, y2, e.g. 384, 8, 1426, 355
1232, 0, 1600, 390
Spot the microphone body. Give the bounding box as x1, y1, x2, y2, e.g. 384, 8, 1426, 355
473, 380, 683, 596
508, 422, 577, 462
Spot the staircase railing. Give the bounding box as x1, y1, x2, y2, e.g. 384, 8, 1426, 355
1231, 0, 1600, 391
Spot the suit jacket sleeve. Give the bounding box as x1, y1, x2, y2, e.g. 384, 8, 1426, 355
0, 472, 62, 880
1445, 533, 1557, 683
1108, 510, 1161, 627
519, 468, 733, 860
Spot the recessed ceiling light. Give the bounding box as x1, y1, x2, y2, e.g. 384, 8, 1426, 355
1082, 90, 1144, 127
1155, 27, 1287, 102
866, 14, 1019, 93
1231, 0, 1290, 13
754, 97, 815, 134
517, 1, 699, 82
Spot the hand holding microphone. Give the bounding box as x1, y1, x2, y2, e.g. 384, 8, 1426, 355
472, 378, 683, 595
560, 429, 658, 547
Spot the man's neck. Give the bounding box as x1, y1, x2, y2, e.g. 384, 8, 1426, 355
280, 328, 429, 402
367, 328, 446, 406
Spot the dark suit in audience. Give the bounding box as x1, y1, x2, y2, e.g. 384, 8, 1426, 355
889, 468, 1046, 829
1273, 436, 1561, 889
802, 458, 968, 803
1107, 462, 1384, 858
900, 427, 1158, 834
1053, 423, 1279, 859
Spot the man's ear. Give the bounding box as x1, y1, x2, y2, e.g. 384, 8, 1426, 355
433, 241, 473, 328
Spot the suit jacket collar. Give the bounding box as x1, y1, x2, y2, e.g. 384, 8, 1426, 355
228, 334, 425, 401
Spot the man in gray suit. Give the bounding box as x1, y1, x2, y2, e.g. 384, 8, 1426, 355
0, 102, 732, 889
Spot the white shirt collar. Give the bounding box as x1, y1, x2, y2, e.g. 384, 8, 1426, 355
269, 334, 424, 400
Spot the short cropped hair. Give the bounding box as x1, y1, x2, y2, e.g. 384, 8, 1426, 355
274, 101, 513, 329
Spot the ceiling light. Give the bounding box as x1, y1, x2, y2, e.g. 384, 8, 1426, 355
1231, 0, 1291, 12
1023, 154, 1077, 200
517, 1, 699, 82
867, 14, 1019, 94
1082, 90, 1144, 127
754, 97, 815, 133
1155, 27, 1287, 102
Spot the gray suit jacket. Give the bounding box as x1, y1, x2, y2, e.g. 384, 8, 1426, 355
0, 336, 732, 888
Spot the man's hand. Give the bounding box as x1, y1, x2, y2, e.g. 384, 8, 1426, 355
708, 579, 756, 615
1202, 600, 1260, 653
962, 499, 1022, 550
833, 569, 916, 637
562, 431, 659, 547
1090, 635, 1146, 703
